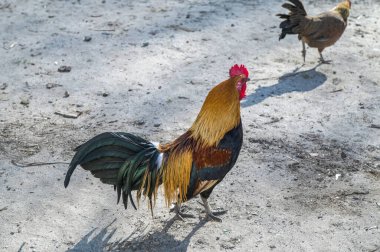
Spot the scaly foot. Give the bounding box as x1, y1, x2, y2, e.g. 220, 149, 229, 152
319, 58, 332, 64
200, 196, 228, 222
319, 53, 331, 64
170, 203, 195, 221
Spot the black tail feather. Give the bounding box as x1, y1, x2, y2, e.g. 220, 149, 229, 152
277, 0, 307, 40
64, 132, 161, 210
276, 14, 290, 19
288, 0, 306, 12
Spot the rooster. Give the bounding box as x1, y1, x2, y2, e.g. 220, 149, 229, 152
277, 0, 351, 63
64, 64, 249, 222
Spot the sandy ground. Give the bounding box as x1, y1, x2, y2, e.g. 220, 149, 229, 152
0, 0, 379, 251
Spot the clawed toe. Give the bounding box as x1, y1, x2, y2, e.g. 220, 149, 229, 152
319, 59, 331, 64
206, 212, 223, 222
176, 212, 195, 221
173, 198, 228, 222
211, 209, 228, 216
205, 209, 228, 222
178, 212, 195, 218
170, 203, 195, 221
318, 52, 331, 64
200, 196, 228, 222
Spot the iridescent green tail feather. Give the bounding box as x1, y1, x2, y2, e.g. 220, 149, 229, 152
64, 132, 161, 210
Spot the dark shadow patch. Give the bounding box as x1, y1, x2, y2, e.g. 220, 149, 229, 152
68, 217, 207, 252
242, 63, 327, 107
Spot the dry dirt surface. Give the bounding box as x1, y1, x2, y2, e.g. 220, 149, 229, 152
1, 0, 379, 251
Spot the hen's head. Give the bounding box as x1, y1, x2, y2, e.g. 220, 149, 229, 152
334, 0, 351, 21
345, 0, 351, 9
229, 64, 249, 100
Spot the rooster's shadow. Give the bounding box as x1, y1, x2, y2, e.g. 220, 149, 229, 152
67, 217, 206, 252
241, 63, 327, 107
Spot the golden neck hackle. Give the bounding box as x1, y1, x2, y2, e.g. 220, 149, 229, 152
189, 75, 243, 148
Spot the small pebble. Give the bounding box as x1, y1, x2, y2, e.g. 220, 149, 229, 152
58, 66, 71, 72
0, 83, 7, 90
20, 98, 30, 106
83, 36, 92, 42
133, 120, 145, 126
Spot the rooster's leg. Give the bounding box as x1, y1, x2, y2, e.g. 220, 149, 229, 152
170, 203, 195, 221
200, 195, 227, 222
302, 41, 306, 63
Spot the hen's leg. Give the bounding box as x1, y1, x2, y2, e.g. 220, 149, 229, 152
302, 41, 306, 63
318, 50, 331, 64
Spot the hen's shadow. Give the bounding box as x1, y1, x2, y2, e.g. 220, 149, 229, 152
242, 63, 327, 107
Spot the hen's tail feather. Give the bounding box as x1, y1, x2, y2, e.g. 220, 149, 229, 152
277, 14, 290, 19
277, 0, 307, 40
289, 0, 306, 10
64, 132, 162, 210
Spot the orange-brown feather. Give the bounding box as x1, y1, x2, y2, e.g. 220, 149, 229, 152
160, 147, 193, 206
193, 148, 232, 169
192, 180, 219, 196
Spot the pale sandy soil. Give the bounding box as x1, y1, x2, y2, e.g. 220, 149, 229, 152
0, 0, 379, 251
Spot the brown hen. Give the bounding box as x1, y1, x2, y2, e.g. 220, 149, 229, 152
278, 0, 351, 63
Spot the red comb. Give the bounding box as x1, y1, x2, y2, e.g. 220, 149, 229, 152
229, 64, 249, 78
